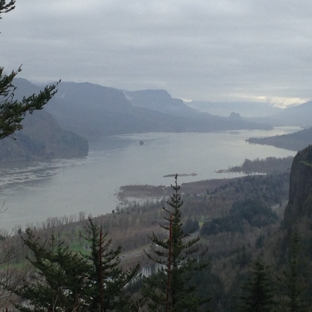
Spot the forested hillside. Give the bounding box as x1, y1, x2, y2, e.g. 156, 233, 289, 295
248, 127, 312, 151
0, 166, 300, 311
0, 78, 88, 166
3, 0, 312, 310
0, 110, 88, 166
1, 145, 311, 311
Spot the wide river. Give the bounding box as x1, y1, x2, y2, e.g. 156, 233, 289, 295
0, 127, 299, 231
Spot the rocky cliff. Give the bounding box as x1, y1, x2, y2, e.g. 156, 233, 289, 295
0, 78, 89, 166
0, 110, 89, 166
284, 145, 312, 230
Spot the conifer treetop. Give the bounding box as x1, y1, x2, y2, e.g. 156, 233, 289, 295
144, 175, 210, 311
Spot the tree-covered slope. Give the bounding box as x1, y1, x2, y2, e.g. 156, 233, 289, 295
0, 78, 89, 165
0, 110, 88, 165
247, 127, 312, 151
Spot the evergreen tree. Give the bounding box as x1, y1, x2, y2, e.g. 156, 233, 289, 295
237, 260, 275, 312
6, 220, 140, 311
0, 67, 59, 140
11, 229, 90, 312
144, 175, 209, 312
1, 0, 59, 140
80, 218, 140, 312
276, 229, 308, 312
0, 0, 15, 16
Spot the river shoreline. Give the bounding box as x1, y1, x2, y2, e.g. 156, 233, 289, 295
117, 178, 238, 202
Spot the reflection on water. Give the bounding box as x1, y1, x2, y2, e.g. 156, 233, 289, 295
0, 127, 300, 231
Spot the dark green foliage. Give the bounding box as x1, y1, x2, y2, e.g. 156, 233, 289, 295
228, 156, 293, 174
236, 247, 252, 269
0, 0, 15, 17
200, 215, 244, 236
80, 218, 140, 311
255, 234, 265, 249
11, 229, 90, 312
237, 260, 275, 312
1, 2, 59, 140
0, 67, 59, 140
144, 175, 209, 311
6, 220, 139, 312
276, 230, 310, 312
190, 263, 225, 311
182, 217, 199, 234
231, 198, 278, 227
200, 198, 277, 237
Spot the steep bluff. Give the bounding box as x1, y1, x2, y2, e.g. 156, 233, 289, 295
0, 78, 89, 166
0, 110, 89, 166
284, 145, 312, 230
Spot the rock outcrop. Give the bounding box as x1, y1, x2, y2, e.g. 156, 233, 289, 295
0, 78, 89, 166
0, 110, 89, 166
284, 145, 312, 230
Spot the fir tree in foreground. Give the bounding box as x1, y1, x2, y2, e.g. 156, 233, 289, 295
7, 219, 139, 312
144, 174, 210, 312
11, 229, 90, 312
0, 0, 15, 16
1, 0, 59, 141
276, 229, 309, 312
0, 68, 59, 140
81, 218, 140, 311
237, 260, 275, 312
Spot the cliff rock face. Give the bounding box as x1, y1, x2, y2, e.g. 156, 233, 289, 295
284, 145, 312, 230
0, 110, 89, 166
0, 78, 89, 166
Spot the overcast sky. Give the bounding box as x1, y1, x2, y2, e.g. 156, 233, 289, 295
1, 0, 312, 106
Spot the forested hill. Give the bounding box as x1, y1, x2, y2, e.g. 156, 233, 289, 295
0, 79, 89, 166
247, 126, 312, 151
0, 110, 89, 166
42, 80, 271, 142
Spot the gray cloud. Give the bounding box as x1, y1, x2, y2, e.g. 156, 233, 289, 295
1, 0, 312, 104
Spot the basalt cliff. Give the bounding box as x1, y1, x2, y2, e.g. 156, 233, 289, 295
0, 110, 89, 166
284, 144, 312, 230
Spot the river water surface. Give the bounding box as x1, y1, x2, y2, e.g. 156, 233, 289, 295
0, 128, 299, 231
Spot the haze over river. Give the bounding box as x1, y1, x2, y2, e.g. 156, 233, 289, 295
0, 127, 299, 231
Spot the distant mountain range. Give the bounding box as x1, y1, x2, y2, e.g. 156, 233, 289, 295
188, 99, 312, 128
41, 81, 271, 142
269, 101, 312, 127
8, 78, 312, 164
0, 79, 89, 166
187, 101, 282, 118
124, 89, 199, 117
187, 99, 312, 151
245, 101, 312, 150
